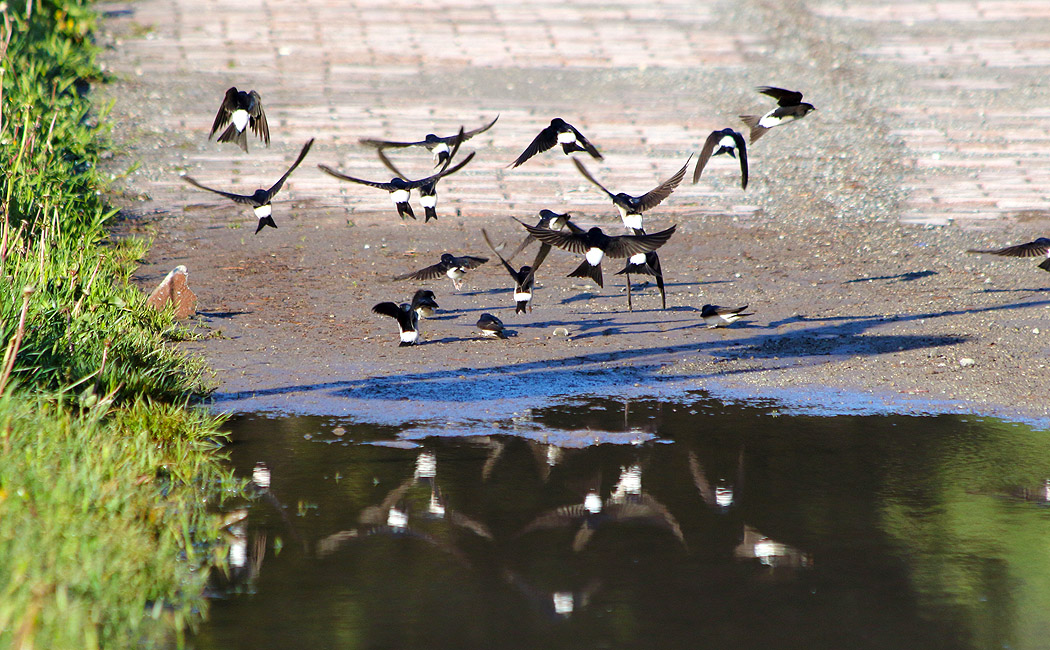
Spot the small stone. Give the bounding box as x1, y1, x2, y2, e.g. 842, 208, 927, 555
959, 358, 975, 367
332, 426, 346, 436
553, 327, 570, 337
1033, 328, 1040, 334
146, 265, 197, 319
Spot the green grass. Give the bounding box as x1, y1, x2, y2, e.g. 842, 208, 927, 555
0, 0, 241, 646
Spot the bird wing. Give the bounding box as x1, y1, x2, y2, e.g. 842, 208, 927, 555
395, 261, 450, 281
522, 222, 589, 255
410, 150, 476, 189
317, 164, 400, 190
571, 158, 616, 200
263, 138, 314, 199
371, 302, 402, 319
567, 123, 604, 160
482, 229, 520, 280
208, 87, 237, 138
181, 175, 255, 204
358, 136, 428, 149
248, 90, 269, 146
605, 224, 677, 257
732, 130, 749, 190
527, 241, 551, 276
693, 131, 723, 184
452, 255, 488, 269
757, 86, 804, 106
968, 238, 1050, 258
636, 156, 690, 212
457, 114, 499, 142
376, 148, 407, 179
509, 125, 558, 168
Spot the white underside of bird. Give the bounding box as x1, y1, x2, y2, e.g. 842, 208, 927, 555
231, 109, 249, 132
585, 248, 604, 265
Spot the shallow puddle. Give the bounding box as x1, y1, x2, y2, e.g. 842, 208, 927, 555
194, 395, 1050, 650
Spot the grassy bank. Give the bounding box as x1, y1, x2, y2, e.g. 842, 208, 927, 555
0, 0, 238, 647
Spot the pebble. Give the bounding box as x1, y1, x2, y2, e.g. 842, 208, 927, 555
959, 358, 975, 367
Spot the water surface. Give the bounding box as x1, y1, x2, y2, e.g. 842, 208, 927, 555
194, 395, 1050, 650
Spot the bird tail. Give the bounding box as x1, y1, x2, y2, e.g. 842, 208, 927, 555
656, 272, 666, 310
217, 123, 248, 152
515, 300, 529, 314
397, 203, 416, 220
255, 215, 277, 234
569, 259, 603, 288
1039, 258, 1050, 272
424, 206, 437, 222
739, 115, 768, 144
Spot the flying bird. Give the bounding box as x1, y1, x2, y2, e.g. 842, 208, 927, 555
395, 253, 489, 291
209, 87, 269, 152
967, 237, 1050, 272
318, 149, 475, 221
181, 138, 313, 234
374, 144, 473, 222
693, 128, 748, 189
411, 289, 440, 318
572, 157, 690, 230
359, 115, 499, 167
519, 220, 676, 289
476, 313, 507, 339
507, 209, 571, 262
510, 118, 603, 168
482, 228, 550, 314
740, 86, 816, 144
700, 304, 753, 328
372, 302, 421, 346
615, 230, 666, 311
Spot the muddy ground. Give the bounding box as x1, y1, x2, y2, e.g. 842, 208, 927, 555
98, 0, 1050, 427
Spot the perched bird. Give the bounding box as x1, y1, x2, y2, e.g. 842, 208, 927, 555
395, 253, 489, 291
209, 87, 269, 152
740, 87, 816, 144
967, 238, 1050, 272
359, 115, 499, 168
318, 146, 475, 221
520, 220, 676, 289
693, 128, 748, 189
482, 229, 550, 314
572, 157, 690, 230
615, 231, 666, 311
700, 304, 753, 328
510, 118, 603, 168
477, 313, 507, 339
181, 138, 314, 234
372, 302, 420, 346
411, 289, 440, 318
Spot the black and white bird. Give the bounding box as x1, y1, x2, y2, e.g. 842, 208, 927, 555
482, 229, 551, 314
477, 313, 507, 339
572, 158, 690, 231
967, 238, 1050, 272
700, 304, 753, 328
318, 146, 475, 221
181, 138, 313, 234
372, 302, 420, 346
411, 289, 440, 318
520, 220, 676, 289
395, 253, 489, 291
739, 87, 816, 144
508, 209, 572, 261
693, 128, 748, 190
359, 115, 499, 168
615, 231, 666, 311
374, 145, 473, 222
510, 118, 603, 168
209, 87, 270, 152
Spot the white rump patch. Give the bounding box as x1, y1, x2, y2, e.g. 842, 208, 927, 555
387, 507, 408, 529
399, 330, 419, 343
420, 194, 437, 208
584, 491, 602, 514
585, 247, 604, 265
514, 291, 532, 302
621, 213, 642, 230
557, 131, 576, 144
629, 252, 647, 265
253, 204, 272, 218
232, 109, 249, 131
719, 134, 736, 149
391, 189, 410, 203
446, 267, 465, 280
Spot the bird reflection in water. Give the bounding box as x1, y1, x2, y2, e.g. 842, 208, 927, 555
734, 525, 812, 569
